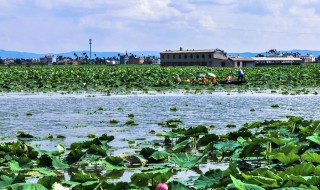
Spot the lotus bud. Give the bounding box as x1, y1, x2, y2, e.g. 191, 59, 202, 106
156, 182, 168, 190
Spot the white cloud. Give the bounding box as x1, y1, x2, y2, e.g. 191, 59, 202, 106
0, 0, 320, 53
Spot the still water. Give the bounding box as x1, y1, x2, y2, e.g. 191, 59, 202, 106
0, 92, 319, 151
1, 92, 320, 182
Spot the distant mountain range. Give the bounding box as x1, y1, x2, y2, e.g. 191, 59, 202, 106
0, 49, 319, 59
228, 50, 320, 58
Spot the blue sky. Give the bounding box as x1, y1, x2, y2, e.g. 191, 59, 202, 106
0, 0, 319, 53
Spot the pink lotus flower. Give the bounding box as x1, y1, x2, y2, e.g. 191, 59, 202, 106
156, 182, 168, 190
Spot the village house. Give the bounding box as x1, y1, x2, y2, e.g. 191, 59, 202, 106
160, 48, 230, 67
301, 54, 316, 63
228, 57, 302, 67
40, 55, 56, 65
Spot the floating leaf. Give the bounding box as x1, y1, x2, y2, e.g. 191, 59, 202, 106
172, 139, 193, 152
149, 151, 170, 161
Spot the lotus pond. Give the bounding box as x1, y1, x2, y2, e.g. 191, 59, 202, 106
1, 92, 320, 189
0, 64, 320, 94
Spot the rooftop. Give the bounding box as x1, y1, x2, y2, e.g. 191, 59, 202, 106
160, 49, 222, 54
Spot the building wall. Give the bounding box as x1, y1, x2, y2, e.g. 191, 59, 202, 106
120, 55, 129, 64
160, 51, 229, 67
129, 57, 144, 64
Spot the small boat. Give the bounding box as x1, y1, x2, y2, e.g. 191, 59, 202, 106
219, 80, 247, 85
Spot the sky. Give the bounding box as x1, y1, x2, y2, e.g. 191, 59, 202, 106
0, 0, 320, 54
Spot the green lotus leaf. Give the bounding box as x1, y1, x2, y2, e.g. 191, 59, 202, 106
198, 134, 220, 146
70, 172, 98, 184
194, 169, 224, 189
160, 131, 182, 138
284, 162, 315, 176
168, 181, 194, 190
289, 175, 320, 186
140, 147, 156, 159
172, 139, 193, 152
306, 135, 320, 145
214, 140, 240, 152
230, 175, 265, 190
314, 166, 320, 176
105, 156, 124, 166
269, 152, 300, 165
184, 125, 208, 136
66, 149, 85, 164
149, 151, 170, 161
9, 156, 33, 171
38, 154, 53, 167
86, 144, 107, 157
52, 157, 69, 170
35, 168, 56, 176
249, 176, 279, 188
103, 161, 125, 171
130, 168, 173, 188
0, 174, 25, 189
8, 183, 48, 190
100, 182, 131, 190
170, 153, 207, 168
37, 176, 59, 189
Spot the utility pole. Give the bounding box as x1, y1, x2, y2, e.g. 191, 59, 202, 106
89, 38, 92, 60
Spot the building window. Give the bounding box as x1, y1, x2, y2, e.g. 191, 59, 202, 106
162, 55, 164, 59
167, 55, 170, 59
184, 54, 187, 59
173, 55, 176, 59
179, 55, 181, 59
202, 54, 205, 58
196, 54, 199, 59
190, 54, 193, 59
221, 62, 225, 67
209, 54, 212, 58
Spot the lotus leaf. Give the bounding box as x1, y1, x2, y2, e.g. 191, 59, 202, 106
243, 175, 279, 188
168, 181, 193, 190
230, 175, 265, 190
9, 156, 33, 171
100, 182, 131, 190
65, 149, 85, 164
172, 139, 193, 152
0, 174, 25, 189
130, 168, 173, 188
52, 157, 69, 170
214, 141, 240, 153
140, 147, 156, 159
37, 176, 60, 189
268, 152, 300, 165
35, 168, 56, 176
194, 169, 224, 189
8, 183, 48, 190
70, 172, 98, 184
149, 151, 170, 161
170, 153, 207, 168
306, 135, 320, 145
284, 162, 315, 176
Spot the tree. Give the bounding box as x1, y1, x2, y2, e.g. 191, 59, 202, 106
0, 58, 4, 65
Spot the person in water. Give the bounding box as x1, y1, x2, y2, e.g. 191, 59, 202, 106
237, 67, 244, 81
176, 75, 182, 83
210, 74, 217, 83
225, 74, 233, 83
